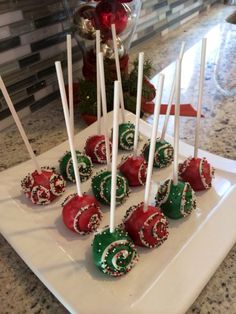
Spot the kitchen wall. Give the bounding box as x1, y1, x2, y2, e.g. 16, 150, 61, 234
0, 0, 219, 128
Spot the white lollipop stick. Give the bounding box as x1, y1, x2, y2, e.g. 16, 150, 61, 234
194, 38, 207, 159
173, 59, 181, 186
143, 74, 165, 212
98, 52, 111, 170
133, 52, 144, 156
0, 76, 41, 174
110, 81, 120, 233
160, 42, 185, 142
96, 30, 101, 134
55, 61, 82, 197
67, 34, 74, 136
111, 24, 125, 123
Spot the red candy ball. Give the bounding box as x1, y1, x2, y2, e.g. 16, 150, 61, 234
62, 193, 102, 235
119, 155, 147, 186
178, 157, 214, 191
85, 135, 112, 164
95, 0, 129, 37
124, 203, 169, 248
21, 167, 66, 205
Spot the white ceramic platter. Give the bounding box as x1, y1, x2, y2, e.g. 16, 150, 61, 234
0, 111, 236, 314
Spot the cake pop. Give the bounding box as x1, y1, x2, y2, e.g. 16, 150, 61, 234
178, 39, 214, 191
119, 154, 147, 186
141, 43, 186, 170
142, 139, 174, 169
92, 170, 129, 205
178, 157, 214, 191
56, 61, 102, 234
156, 179, 196, 219
124, 74, 169, 248
0, 76, 66, 206
84, 30, 112, 165
21, 167, 65, 205
92, 81, 138, 277
118, 122, 135, 150
60, 36, 93, 184
62, 193, 102, 234
92, 226, 139, 276
157, 59, 196, 220
92, 52, 130, 205
59, 151, 93, 182
84, 135, 112, 164
124, 203, 168, 248
119, 52, 147, 186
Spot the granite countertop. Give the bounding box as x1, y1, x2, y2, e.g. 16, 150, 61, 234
0, 3, 236, 313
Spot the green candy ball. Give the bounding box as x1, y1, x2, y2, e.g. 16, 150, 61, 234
156, 179, 196, 219
143, 139, 174, 168
92, 227, 139, 277
118, 122, 135, 151
91, 170, 129, 205
59, 151, 93, 182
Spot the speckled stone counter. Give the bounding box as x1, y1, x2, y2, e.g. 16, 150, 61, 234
0, 4, 236, 314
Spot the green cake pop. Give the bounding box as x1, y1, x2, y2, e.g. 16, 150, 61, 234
92, 170, 129, 205
142, 138, 174, 169
92, 80, 138, 277
118, 122, 135, 151
92, 226, 139, 277
156, 179, 196, 219
156, 58, 196, 220
59, 151, 92, 182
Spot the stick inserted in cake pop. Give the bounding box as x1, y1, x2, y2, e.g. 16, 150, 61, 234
178, 38, 214, 191
194, 38, 206, 158
92, 81, 139, 276
56, 61, 102, 235
55, 61, 82, 197
67, 34, 74, 137
110, 81, 120, 233
98, 51, 111, 170
0, 76, 41, 174
156, 59, 196, 219
84, 39, 112, 165
96, 30, 101, 135
123, 75, 169, 248
119, 52, 148, 187
112, 24, 136, 151
111, 24, 125, 123
92, 55, 129, 205
144, 74, 165, 212
160, 42, 185, 142
0, 76, 66, 205
133, 52, 144, 156
59, 35, 93, 184
173, 59, 181, 185
142, 43, 186, 169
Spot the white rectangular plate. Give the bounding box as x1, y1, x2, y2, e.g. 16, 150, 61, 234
0, 111, 236, 314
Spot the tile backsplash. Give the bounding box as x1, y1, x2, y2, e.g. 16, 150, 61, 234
0, 0, 219, 128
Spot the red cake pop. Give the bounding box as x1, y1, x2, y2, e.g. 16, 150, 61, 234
62, 193, 102, 235
124, 75, 169, 248
124, 203, 168, 248
85, 34, 112, 165
119, 155, 147, 186
119, 53, 147, 187
56, 61, 102, 235
84, 134, 112, 164
178, 157, 214, 191
179, 40, 214, 191
0, 76, 66, 206
21, 167, 66, 205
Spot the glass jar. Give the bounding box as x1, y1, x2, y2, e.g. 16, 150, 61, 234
63, 0, 142, 80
